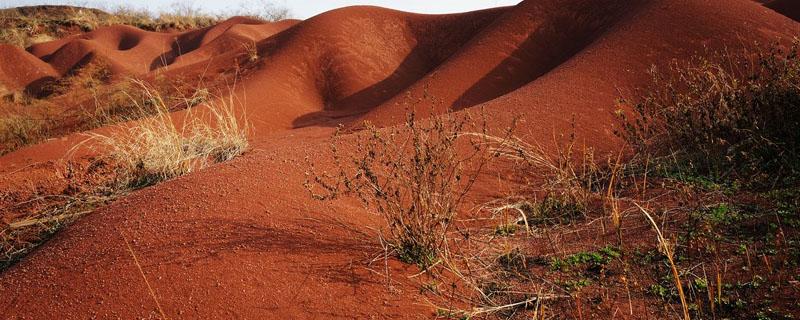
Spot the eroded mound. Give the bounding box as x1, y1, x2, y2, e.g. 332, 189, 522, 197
0, 16, 298, 95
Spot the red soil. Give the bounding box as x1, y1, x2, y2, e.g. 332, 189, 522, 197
1, 0, 798, 318
0, 45, 57, 93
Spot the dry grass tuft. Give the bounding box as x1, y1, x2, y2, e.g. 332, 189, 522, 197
467, 124, 613, 234
241, 40, 260, 62
82, 81, 249, 189
0, 113, 45, 151
635, 203, 691, 320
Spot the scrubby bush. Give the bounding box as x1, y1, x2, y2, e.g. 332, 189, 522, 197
616, 41, 800, 187
306, 110, 493, 268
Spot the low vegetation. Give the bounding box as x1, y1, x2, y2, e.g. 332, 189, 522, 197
306, 41, 800, 319
0, 60, 226, 155
84, 81, 249, 189
0, 113, 44, 150
616, 42, 800, 188
306, 108, 500, 268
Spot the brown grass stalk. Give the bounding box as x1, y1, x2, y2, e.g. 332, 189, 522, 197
634, 202, 690, 320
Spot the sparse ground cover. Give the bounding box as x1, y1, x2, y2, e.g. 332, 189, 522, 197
307, 42, 800, 319
0, 59, 240, 155
0, 1, 274, 272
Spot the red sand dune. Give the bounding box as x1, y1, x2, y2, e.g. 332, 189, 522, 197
0, 45, 58, 93
12, 17, 298, 92
1, 0, 799, 318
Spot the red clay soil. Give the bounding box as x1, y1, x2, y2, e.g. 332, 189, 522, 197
1, 0, 799, 318
0, 45, 57, 92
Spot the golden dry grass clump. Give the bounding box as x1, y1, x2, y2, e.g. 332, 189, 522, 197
2, 82, 248, 268
83, 81, 249, 189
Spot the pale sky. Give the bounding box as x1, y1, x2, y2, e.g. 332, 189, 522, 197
0, 0, 522, 19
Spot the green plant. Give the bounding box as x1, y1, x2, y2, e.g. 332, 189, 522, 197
562, 278, 592, 292
650, 283, 675, 300
549, 246, 620, 273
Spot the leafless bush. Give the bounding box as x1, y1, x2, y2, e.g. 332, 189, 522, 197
306, 109, 496, 267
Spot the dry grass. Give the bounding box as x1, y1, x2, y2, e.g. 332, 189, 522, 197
635, 203, 690, 320
2, 82, 248, 270
0, 6, 108, 47
472, 133, 601, 195
81, 81, 249, 189
1, 193, 113, 269
0, 113, 45, 152
119, 229, 167, 319
303, 44, 800, 319
241, 40, 260, 62
0, 62, 218, 156
0, 27, 28, 47
616, 41, 800, 187
467, 126, 615, 233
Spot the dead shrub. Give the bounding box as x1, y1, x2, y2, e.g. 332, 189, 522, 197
305, 109, 496, 268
